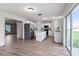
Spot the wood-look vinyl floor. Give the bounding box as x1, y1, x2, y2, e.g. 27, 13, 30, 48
0, 35, 70, 56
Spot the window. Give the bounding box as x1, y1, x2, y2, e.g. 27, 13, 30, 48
5, 24, 11, 32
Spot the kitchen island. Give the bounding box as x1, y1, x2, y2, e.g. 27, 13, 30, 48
35, 31, 46, 41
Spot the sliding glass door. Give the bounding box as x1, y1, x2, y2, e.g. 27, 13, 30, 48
72, 5, 79, 56
65, 4, 79, 56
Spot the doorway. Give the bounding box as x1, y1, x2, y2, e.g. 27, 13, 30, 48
5, 18, 17, 44
5, 18, 23, 44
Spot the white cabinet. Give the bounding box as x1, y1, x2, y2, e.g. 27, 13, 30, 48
54, 32, 62, 43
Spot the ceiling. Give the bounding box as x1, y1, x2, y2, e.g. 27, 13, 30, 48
0, 3, 73, 22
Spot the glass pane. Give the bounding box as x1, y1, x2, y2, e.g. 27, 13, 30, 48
5, 25, 11, 32
72, 5, 79, 56
67, 14, 71, 51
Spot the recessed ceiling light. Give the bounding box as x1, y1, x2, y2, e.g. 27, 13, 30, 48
24, 6, 37, 13
28, 8, 34, 12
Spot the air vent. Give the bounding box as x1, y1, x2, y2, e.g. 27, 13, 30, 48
38, 13, 42, 16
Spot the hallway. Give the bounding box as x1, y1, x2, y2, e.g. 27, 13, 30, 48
0, 35, 69, 56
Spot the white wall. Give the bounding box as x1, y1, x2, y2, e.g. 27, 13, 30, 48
17, 21, 23, 39
36, 21, 42, 31
54, 19, 59, 31
0, 15, 5, 46
51, 20, 54, 37
30, 23, 36, 29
